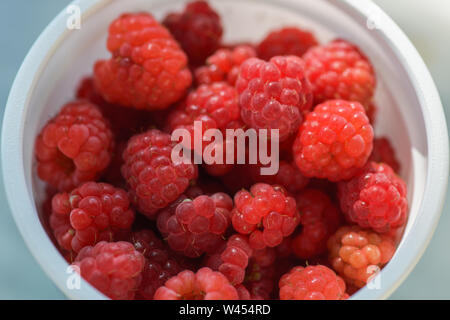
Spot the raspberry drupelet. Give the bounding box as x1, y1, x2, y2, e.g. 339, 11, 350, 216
327, 225, 396, 288
72, 241, 145, 300
279, 265, 348, 300
35, 100, 114, 192
293, 100, 374, 181
121, 129, 198, 218
257, 26, 318, 60
94, 13, 192, 110
195, 45, 257, 86
49, 182, 135, 253
338, 162, 407, 233
292, 189, 342, 259
129, 230, 185, 300
163, 0, 223, 66
157, 193, 232, 257
369, 137, 401, 173
231, 183, 300, 250
236, 56, 313, 142
154, 267, 238, 300
303, 39, 376, 107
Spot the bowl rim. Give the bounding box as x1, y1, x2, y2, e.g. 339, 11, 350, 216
2, 0, 448, 300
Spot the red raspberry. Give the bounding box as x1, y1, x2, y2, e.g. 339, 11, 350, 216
303, 39, 376, 106
231, 184, 300, 250
279, 265, 347, 300
163, 1, 223, 66
293, 100, 374, 181
72, 241, 145, 300
129, 230, 185, 300
327, 225, 396, 288
49, 182, 134, 253
369, 137, 401, 173
195, 45, 257, 85
154, 267, 238, 300
157, 193, 232, 257
35, 101, 114, 191
366, 102, 377, 125
292, 189, 342, 259
94, 13, 192, 111
236, 56, 313, 142
243, 248, 277, 300
249, 160, 309, 194
121, 129, 198, 218
338, 162, 407, 233
257, 26, 318, 60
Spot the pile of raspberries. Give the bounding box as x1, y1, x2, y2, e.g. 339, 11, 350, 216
36, 1, 408, 300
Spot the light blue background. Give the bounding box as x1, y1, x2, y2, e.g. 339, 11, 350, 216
0, 0, 448, 299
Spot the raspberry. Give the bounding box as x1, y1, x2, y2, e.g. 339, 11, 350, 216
94, 13, 192, 110
72, 241, 145, 300
257, 26, 318, 60
366, 102, 377, 125
195, 45, 257, 85
157, 193, 232, 257
35, 101, 114, 191
236, 56, 313, 142
129, 230, 185, 300
49, 182, 134, 253
293, 100, 374, 181
243, 248, 277, 300
249, 160, 309, 194
231, 184, 300, 250
338, 162, 407, 233
279, 265, 347, 300
121, 129, 198, 218
369, 137, 401, 173
292, 189, 342, 259
163, 1, 223, 66
303, 39, 376, 106
327, 225, 396, 288
154, 267, 238, 300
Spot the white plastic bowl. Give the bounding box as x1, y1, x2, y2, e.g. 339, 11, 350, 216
2, 0, 448, 300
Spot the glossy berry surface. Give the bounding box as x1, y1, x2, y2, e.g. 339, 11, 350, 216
50, 182, 134, 253
121, 129, 198, 218
303, 39, 376, 106
236, 56, 313, 142
231, 184, 300, 250
338, 162, 407, 233
35, 101, 114, 191
72, 241, 145, 300
94, 13, 192, 110
279, 265, 347, 300
293, 100, 374, 181
154, 267, 238, 300
369, 137, 401, 173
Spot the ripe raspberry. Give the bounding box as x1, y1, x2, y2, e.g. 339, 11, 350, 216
279, 265, 347, 300
94, 13, 192, 110
338, 162, 407, 233
292, 189, 342, 259
35, 101, 114, 191
157, 193, 232, 257
303, 39, 376, 106
366, 102, 377, 125
243, 248, 277, 300
369, 137, 401, 173
49, 182, 134, 253
163, 1, 223, 66
293, 100, 374, 181
231, 184, 300, 250
154, 267, 238, 300
72, 241, 145, 300
121, 129, 198, 218
236, 56, 313, 142
195, 45, 257, 85
327, 225, 396, 288
249, 160, 309, 194
257, 26, 318, 60
129, 230, 185, 300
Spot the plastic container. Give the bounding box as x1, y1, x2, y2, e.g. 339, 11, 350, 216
2, 0, 448, 300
